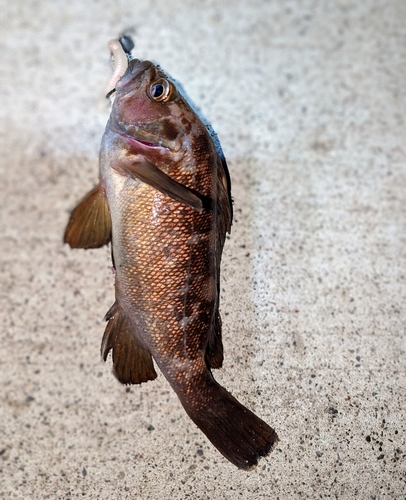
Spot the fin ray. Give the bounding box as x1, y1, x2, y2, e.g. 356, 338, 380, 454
102, 302, 157, 384
112, 159, 204, 212
64, 184, 111, 249
180, 373, 278, 469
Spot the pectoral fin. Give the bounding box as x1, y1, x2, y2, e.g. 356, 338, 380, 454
64, 183, 111, 249
112, 159, 204, 212
102, 302, 157, 385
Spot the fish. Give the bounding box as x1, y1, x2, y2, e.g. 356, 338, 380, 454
64, 38, 278, 469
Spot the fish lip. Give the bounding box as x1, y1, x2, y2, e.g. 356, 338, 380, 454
120, 132, 169, 151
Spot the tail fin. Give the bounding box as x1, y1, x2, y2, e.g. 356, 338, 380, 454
181, 379, 278, 469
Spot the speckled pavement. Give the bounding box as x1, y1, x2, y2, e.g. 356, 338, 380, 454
1, 1, 405, 498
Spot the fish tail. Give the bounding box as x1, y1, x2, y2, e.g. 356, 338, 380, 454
179, 376, 278, 469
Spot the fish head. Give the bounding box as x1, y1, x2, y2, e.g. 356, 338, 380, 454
108, 59, 206, 161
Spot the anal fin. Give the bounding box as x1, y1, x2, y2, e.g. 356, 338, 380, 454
102, 302, 157, 384
64, 183, 111, 249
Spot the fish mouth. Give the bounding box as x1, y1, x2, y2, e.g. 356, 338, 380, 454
110, 119, 180, 152
109, 119, 171, 151
121, 133, 162, 148
119, 123, 180, 152
120, 132, 169, 151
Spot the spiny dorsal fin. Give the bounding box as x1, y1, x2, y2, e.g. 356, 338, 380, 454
64, 183, 111, 249
102, 302, 157, 385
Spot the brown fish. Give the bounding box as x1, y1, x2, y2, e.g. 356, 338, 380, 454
64, 41, 278, 469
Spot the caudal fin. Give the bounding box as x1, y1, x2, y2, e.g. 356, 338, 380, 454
181, 379, 278, 469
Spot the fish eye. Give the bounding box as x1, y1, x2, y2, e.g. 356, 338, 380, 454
148, 79, 173, 102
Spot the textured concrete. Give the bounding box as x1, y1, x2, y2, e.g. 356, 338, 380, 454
1, 1, 405, 498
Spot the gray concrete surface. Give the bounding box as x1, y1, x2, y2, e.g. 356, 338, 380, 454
1, 0, 405, 498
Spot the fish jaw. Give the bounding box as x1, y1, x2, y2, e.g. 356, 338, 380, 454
109, 98, 191, 154
101, 124, 184, 183
108, 59, 207, 154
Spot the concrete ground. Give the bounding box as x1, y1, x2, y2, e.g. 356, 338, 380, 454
1, 0, 405, 498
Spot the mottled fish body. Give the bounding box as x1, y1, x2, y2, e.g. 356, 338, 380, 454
64, 40, 278, 469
